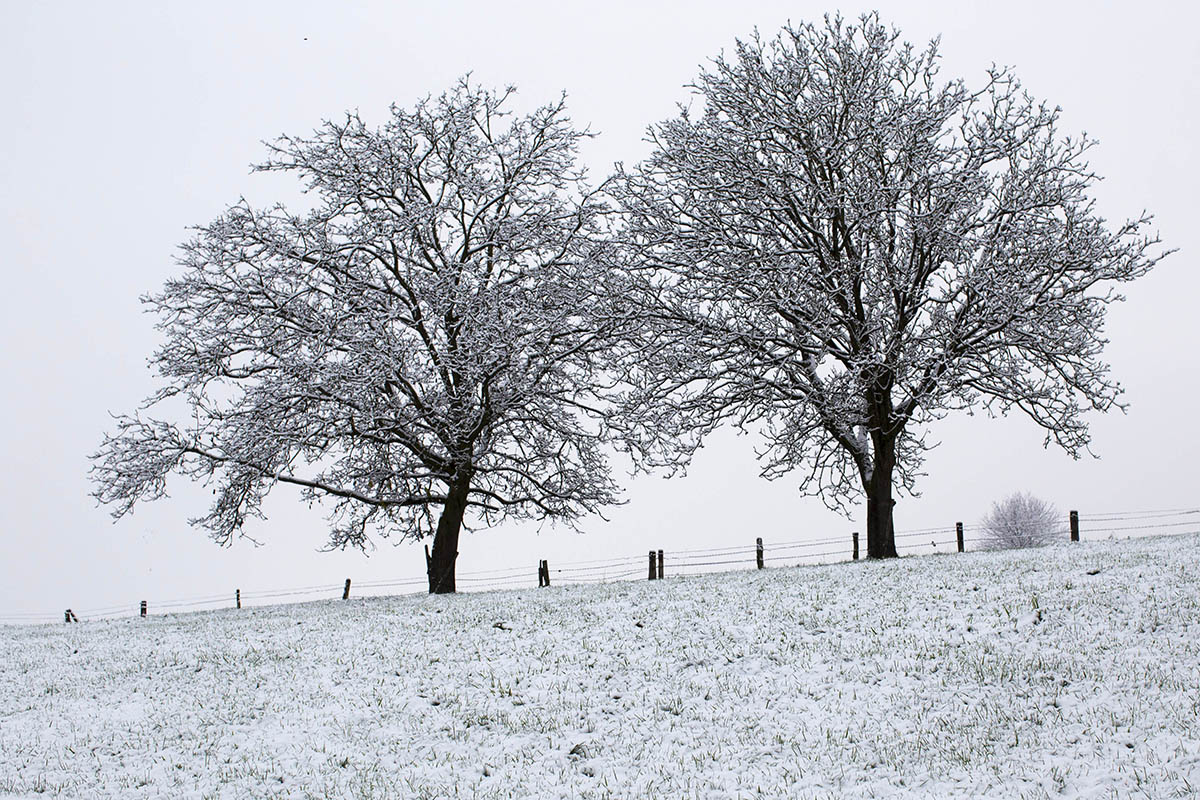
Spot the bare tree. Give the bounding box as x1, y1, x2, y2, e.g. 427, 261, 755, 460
91, 80, 630, 593
614, 14, 1168, 558
979, 492, 1062, 549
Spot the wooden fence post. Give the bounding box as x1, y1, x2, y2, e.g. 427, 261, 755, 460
648, 550, 656, 580
956, 522, 965, 553
140, 600, 147, 618
64, 609, 73, 623
538, 559, 551, 587
1069, 510, 1079, 542
756, 537, 765, 569
343, 579, 351, 600
236, 589, 241, 609
657, 549, 664, 579
852, 532, 859, 561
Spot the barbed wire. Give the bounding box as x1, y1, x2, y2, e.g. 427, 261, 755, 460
553, 556, 643, 573
1079, 508, 1200, 522
767, 536, 849, 550
353, 577, 428, 590
5, 505, 1196, 626
546, 553, 649, 569
895, 528, 957, 540
555, 569, 644, 584
240, 585, 343, 601
671, 556, 754, 569
893, 524, 960, 536
1077, 520, 1199, 534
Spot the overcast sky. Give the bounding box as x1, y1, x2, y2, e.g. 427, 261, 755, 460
2, 1, 1196, 621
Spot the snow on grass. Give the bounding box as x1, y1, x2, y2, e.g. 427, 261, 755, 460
2, 534, 1199, 799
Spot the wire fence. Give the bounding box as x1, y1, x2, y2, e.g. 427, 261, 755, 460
3, 506, 1197, 626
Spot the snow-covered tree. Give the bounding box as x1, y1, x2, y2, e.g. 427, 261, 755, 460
614, 15, 1167, 558
979, 492, 1062, 550
91, 80, 630, 593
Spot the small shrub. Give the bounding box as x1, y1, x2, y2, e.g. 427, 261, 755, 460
979, 492, 1063, 550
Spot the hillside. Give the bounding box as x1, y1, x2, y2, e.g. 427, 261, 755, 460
2, 535, 1198, 799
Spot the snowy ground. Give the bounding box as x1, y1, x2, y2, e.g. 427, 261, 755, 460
1, 534, 1198, 799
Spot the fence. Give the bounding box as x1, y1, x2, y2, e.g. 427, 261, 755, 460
4, 506, 1198, 626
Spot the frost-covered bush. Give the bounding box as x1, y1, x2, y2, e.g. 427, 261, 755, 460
979, 492, 1063, 549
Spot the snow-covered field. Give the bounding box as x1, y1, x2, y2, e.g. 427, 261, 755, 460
2, 535, 1198, 799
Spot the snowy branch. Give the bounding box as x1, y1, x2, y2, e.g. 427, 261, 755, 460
92, 79, 633, 553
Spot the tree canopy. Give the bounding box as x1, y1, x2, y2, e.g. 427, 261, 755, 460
93, 18, 1170, 579
614, 14, 1167, 557
91, 80, 630, 592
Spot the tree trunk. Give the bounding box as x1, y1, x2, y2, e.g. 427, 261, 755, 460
426, 476, 472, 594
865, 436, 899, 559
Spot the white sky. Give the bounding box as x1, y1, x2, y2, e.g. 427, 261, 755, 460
2, 1, 1197, 620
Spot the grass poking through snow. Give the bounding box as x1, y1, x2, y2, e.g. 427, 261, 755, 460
2, 534, 1199, 798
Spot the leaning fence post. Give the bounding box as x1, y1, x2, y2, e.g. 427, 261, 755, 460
657, 549, 664, 579
756, 537, 765, 569
648, 550, 656, 580
140, 600, 147, 618
852, 531, 859, 561
343, 579, 351, 600
956, 522, 965, 553
236, 589, 241, 609
1069, 510, 1079, 542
